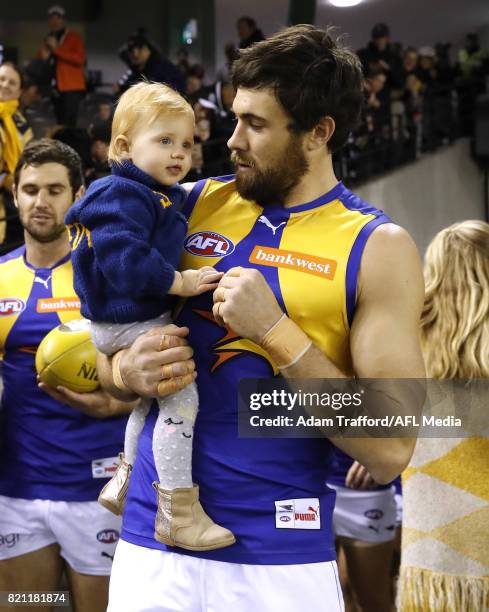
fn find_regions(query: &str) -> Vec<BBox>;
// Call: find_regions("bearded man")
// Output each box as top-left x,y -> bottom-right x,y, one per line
98,25 -> 425,612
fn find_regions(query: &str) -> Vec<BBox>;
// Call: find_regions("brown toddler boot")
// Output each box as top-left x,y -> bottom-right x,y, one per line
98,453 -> 132,515
152,483 -> 236,551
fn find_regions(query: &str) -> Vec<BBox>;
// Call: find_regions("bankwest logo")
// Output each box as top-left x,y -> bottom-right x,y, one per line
37,297 -> 81,313
249,246 -> 337,280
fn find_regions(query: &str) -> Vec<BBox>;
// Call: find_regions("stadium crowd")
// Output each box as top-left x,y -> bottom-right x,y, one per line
1,8 -> 488,253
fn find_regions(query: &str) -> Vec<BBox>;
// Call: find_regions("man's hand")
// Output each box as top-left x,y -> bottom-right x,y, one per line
345,461 -> 379,490
45,35 -> 58,51
117,325 -> 196,398
38,380 -> 138,418
212,267 -> 283,343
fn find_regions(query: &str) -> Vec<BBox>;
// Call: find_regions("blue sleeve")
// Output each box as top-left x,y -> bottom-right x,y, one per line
78,182 -> 176,299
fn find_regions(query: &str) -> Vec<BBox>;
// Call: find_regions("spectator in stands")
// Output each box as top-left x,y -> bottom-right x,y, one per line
39,5 -> 86,127
115,31 -> 185,95
457,33 -> 489,82
0,62 -> 33,244
176,46 -> 191,78
198,80 -> 236,141
398,220 -> 489,612
186,64 -> 206,104
88,100 -> 113,139
416,47 -> 438,91
216,43 -> 238,82
96,101 -> 113,123
50,126 -> 92,176
402,47 -> 419,81
237,17 -> 264,49
19,76 -> 41,115
365,69 -> 391,132
185,135 -> 205,182
85,121 -> 111,185
358,23 -> 403,90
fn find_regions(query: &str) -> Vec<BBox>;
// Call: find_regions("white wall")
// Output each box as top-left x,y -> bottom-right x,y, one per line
356,139 -> 485,255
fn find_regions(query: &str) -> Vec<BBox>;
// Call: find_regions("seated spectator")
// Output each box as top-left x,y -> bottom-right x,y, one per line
365,69 -> 391,131
85,121 -> 110,185
402,47 -> 419,80
0,63 -> 33,188
186,64 -> 206,104
185,135 -> 205,182
19,76 -> 41,114
115,31 -> 185,95
237,17 -> 264,49
176,46 -> 191,78
216,43 -> 238,82
88,100 -> 113,138
358,23 -> 404,90
197,80 -> 236,140
50,125 -> 92,175
96,101 -> 113,123
416,47 -> 438,90
0,62 -> 33,244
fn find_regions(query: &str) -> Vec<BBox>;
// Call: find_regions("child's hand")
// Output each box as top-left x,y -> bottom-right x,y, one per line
178,267 -> 224,297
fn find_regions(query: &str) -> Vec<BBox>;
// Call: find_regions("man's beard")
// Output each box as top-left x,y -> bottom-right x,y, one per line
232,134 -> 309,207
20,214 -> 66,244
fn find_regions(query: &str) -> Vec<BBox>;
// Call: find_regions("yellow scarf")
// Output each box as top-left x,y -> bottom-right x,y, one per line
0,99 -> 22,174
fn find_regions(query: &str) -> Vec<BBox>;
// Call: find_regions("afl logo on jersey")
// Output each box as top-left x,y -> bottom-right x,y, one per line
184,231 -> 235,258
0,298 -> 25,316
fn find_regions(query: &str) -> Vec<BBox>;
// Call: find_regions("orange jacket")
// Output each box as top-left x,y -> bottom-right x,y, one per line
53,30 -> 86,92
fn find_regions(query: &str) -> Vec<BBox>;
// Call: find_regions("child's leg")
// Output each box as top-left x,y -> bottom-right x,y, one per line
153,383 -> 198,489
124,400 -> 151,466
152,382 -> 235,551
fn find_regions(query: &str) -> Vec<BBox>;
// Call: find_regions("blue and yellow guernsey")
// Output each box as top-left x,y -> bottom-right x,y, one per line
0,247 -> 127,501
122,177 -> 392,564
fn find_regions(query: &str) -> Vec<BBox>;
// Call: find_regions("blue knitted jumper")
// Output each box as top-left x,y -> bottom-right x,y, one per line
65,161 -> 188,323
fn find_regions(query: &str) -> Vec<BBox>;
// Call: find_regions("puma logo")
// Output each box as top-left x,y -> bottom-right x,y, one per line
101,552 -> 114,561
34,275 -> 51,290
258,215 -> 286,236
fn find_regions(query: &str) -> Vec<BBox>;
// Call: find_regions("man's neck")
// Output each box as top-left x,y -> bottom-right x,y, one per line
24,233 -> 70,269
283,156 -> 339,208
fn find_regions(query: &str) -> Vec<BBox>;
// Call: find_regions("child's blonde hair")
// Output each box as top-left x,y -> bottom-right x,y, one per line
108,81 -> 194,163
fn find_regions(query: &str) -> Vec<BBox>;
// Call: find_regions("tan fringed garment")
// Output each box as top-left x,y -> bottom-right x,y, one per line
398,437 -> 489,611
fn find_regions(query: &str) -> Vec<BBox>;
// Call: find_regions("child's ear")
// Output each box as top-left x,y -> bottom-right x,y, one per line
114,135 -> 131,159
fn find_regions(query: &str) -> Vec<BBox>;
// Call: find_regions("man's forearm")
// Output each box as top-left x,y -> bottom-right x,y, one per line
96,351 -> 138,401
267,322 -> 416,483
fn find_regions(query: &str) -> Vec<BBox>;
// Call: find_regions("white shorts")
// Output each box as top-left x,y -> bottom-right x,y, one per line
108,539 -> 345,612
394,492 -> 403,527
329,485 -> 397,543
0,495 -> 122,575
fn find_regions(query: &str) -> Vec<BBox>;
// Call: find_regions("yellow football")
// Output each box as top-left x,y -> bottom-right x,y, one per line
35,319 -> 99,393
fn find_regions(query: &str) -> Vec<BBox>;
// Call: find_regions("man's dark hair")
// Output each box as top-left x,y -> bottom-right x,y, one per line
14,138 -> 84,196
231,24 -> 364,153
237,16 -> 256,29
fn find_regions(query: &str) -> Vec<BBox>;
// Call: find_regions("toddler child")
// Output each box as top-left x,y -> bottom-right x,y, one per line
66,82 -> 235,551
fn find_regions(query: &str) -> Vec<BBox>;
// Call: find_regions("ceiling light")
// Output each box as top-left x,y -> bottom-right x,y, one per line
329,0 -> 364,7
